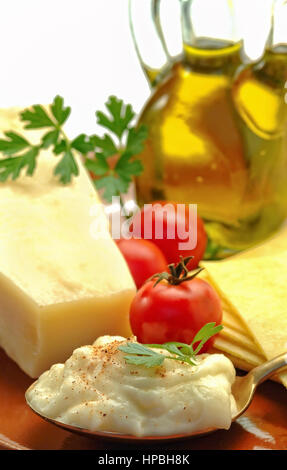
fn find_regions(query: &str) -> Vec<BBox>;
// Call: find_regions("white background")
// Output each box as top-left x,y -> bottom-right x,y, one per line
0,0 -> 275,137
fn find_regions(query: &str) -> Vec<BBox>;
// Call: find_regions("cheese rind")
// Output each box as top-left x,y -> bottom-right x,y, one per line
0,109 -> 136,377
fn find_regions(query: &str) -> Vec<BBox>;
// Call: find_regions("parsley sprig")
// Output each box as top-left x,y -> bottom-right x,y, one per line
0,95 -> 147,201
0,96 -> 90,184
118,323 -> 223,368
87,96 -> 147,202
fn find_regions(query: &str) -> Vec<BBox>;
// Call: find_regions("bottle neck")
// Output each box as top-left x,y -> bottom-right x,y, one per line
268,0 -> 287,52
183,38 -> 243,70
181,0 -> 242,68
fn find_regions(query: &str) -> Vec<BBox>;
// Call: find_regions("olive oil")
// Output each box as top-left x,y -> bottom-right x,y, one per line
233,47 -> 287,140
215,45 -> 287,249
135,40 -> 287,253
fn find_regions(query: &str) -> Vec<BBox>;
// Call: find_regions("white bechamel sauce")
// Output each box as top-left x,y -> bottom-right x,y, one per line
26,336 -> 237,437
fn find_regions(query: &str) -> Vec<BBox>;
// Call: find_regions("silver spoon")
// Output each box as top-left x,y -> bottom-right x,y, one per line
25,352 -> 287,443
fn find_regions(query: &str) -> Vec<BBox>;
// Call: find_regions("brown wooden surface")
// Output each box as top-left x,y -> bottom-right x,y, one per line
0,348 -> 286,451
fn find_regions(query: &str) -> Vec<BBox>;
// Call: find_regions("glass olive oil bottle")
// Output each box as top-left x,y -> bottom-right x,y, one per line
130,0 -> 287,255
223,0 -> 287,250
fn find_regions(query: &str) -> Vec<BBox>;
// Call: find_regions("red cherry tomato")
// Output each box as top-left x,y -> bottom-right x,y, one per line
130,271 -> 222,352
130,201 -> 207,270
116,238 -> 167,289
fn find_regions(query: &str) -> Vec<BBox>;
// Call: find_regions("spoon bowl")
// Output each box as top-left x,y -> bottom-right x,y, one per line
25,352 -> 287,443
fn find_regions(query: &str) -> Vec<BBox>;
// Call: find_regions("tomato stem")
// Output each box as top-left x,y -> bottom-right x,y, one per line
149,256 -> 204,287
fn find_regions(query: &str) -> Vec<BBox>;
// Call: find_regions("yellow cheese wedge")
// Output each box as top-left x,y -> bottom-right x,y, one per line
221,303 -> 250,335
202,270 -> 265,353
210,348 -> 254,371
213,337 -> 265,367
0,109 -> 136,378
203,255 -> 287,387
218,325 -> 260,353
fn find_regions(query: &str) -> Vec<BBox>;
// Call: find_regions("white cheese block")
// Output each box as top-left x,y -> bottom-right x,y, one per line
0,108 -> 136,378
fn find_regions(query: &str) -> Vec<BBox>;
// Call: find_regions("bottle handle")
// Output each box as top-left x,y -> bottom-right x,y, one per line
151,0 -> 171,61
129,0 -> 171,86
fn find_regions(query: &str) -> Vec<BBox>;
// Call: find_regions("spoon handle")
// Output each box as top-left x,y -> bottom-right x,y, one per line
251,352 -> 287,385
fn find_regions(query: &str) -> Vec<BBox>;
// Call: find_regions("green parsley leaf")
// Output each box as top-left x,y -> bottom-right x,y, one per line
0,132 -> 30,156
126,125 -> 148,155
119,342 -> 161,356
151,342 -> 189,357
21,105 -> 54,129
18,147 -> 39,176
146,343 -> 197,366
0,157 -> 22,181
95,175 -> 129,202
71,134 -> 94,154
96,96 -> 135,140
54,139 -> 67,155
0,147 -> 39,181
85,157 -> 109,176
91,134 -> 118,158
54,149 -> 79,184
41,130 -> 60,149
115,152 -> 144,179
118,343 -> 165,368
51,95 -> 71,126
191,322 -> 224,355
119,323 -> 224,369
124,355 -> 165,368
